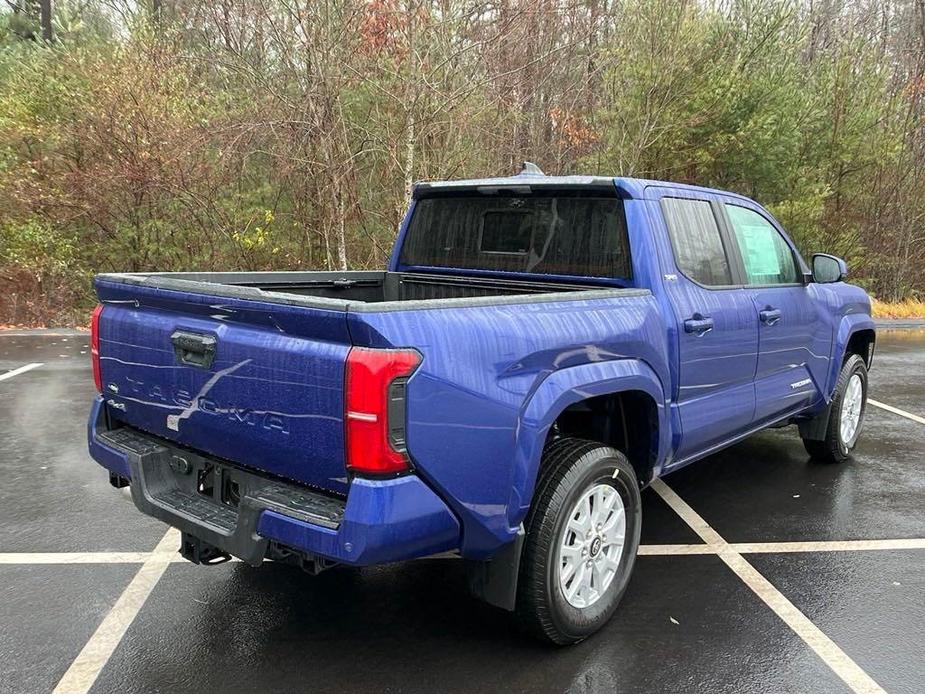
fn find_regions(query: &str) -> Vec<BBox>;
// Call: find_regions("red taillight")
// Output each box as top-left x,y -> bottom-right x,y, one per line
90,304 -> 104,392
345,347 -> 421,476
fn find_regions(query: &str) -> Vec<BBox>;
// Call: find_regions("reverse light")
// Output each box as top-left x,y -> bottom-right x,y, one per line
345,347 -> 421,476
90,304 -> 104,392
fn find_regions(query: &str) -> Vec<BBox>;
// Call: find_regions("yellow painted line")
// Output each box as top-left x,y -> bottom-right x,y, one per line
651,478 -> 885,694
868,398 -> 925,426
52,529 -> 179,694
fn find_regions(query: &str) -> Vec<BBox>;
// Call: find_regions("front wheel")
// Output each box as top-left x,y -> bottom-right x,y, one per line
515,438 -> 641,644
803,354 -> 868,463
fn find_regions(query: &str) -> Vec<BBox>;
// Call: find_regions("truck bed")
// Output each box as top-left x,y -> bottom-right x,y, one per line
97,270 -> 618,310
92,269 -> 646,496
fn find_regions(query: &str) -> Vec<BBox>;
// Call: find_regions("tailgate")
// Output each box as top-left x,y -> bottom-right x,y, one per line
95,277 -> 352,495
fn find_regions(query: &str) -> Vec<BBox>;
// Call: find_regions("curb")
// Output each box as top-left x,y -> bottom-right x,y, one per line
874,320 -> 925,330
0,328 -> 88,336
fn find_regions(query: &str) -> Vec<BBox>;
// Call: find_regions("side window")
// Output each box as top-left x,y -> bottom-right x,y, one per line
662,198 -> 732,286
725,205 -> 799,285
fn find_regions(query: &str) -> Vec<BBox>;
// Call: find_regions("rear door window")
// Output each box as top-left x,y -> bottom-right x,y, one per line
724,205 -> 799,285
399,192 -> 631,279
661,198 -> 733,286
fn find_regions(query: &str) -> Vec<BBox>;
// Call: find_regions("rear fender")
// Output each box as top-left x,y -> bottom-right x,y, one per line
508,358 -> 668,531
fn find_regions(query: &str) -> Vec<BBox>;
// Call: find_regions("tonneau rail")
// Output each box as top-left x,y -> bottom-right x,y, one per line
96,271 -> 650,313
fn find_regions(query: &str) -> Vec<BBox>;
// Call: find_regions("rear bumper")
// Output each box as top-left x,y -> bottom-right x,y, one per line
87,397 -> 460,566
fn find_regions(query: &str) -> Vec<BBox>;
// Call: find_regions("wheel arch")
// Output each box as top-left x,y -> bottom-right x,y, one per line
508,358 -> 669,534
828,315 -> 876,400
845,328 -> 876,369
801,316 -> 874,444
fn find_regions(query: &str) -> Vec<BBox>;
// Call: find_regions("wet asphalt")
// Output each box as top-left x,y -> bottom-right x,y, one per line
0,329 -> 923,693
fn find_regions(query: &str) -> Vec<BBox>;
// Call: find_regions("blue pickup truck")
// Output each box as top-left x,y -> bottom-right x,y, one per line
87,164 -> 875,644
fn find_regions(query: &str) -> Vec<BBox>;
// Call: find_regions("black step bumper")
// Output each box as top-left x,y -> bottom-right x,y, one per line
87,397 -> 461,566
98,426 -> 346,566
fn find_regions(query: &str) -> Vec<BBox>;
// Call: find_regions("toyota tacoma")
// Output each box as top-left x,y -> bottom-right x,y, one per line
87,164 -> 875,643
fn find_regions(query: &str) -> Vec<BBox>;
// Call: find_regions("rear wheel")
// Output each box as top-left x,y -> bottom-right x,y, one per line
803,354 -> 868,463
515,438 -> 641,644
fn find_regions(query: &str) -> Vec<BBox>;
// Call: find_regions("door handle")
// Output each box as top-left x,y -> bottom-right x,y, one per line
759,307 -> 782,326
683,314 -> 714,336
171,330 -> 217,369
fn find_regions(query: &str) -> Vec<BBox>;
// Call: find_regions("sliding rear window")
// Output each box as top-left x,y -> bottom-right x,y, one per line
398,191 -> 631,279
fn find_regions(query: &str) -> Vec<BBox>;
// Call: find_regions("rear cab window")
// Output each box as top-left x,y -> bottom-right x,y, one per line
661,197 -> 733,286
398,191 -> 632,281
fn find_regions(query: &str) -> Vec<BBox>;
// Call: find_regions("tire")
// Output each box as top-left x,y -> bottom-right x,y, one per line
515,437 -> 641,645
803,354 -> 868,463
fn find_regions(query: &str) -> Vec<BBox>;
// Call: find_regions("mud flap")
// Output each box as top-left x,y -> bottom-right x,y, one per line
465,525 -> 524,611
798,401 -> 833,441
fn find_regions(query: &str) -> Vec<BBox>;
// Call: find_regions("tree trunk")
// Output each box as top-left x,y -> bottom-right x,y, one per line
39,0 -> 53,42
336,189 -> 348,271
403,115 -> 415,211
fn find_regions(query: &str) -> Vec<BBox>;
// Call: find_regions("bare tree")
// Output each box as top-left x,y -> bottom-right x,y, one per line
39,0 -> 52,41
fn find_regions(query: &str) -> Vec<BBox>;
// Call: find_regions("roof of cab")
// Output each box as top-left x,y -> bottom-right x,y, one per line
412,169 -> 752,204
412,173 -> 618,195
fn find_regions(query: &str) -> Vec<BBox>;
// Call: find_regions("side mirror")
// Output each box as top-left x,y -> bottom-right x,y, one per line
812,253 -> 848,284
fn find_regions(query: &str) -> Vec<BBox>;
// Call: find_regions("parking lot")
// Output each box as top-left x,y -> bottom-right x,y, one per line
1,328 -> 923,694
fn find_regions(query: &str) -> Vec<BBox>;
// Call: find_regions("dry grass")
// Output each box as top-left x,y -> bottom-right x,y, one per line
872,298 -> 925,319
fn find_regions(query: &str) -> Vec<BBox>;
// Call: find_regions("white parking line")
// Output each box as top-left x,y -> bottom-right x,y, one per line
637,544 -> 714,555
868,398 -> 925,426
639,538 -> 925,555
651,479 -> 886,694
0,362 -> 43,382
730,538 -> 925,554
0,552 -> 152,564
52,529 -> 179,694
3,537 -> 924,565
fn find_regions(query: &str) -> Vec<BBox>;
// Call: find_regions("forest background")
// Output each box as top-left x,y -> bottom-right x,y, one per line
2,0 -> 924,325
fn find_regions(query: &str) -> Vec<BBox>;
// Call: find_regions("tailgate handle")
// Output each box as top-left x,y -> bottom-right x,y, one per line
171,331 -> 217,369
